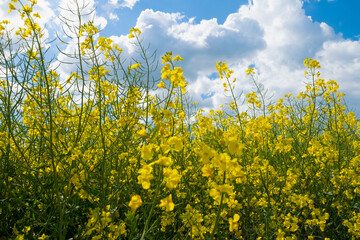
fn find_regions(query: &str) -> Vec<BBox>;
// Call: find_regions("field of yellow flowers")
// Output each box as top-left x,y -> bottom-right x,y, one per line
1,0 -> 360,239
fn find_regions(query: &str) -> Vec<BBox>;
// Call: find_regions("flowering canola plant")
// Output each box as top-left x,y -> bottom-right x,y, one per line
1,0 -> 360,239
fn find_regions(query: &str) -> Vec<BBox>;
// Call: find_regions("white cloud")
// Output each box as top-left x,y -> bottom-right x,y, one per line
0,0 -> 55,45
121,8 -> 266,109
56,0 -> 107,34
111,0 -> 140,9
231,0 -> 359,106
50,0 -> 108,77
134,9 -> 265,76
105,0 -> 360,113
122,0 -> 140,9
109,12 -> 119,20
316,40 -> 360,95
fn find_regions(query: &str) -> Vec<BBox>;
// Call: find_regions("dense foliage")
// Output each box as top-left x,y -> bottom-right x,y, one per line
1,0 -> 360,239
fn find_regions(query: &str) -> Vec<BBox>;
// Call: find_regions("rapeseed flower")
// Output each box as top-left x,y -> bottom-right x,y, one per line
141,144 -> 152,160
159,194 -> 174,211
130,62 -> 141,70
128,27 -> 141,38
245,67 -> 255,75
8,3 -> 16,13
168,136 -> 183,152
154,155 -> 173,166
129,195 -> 143,211
172,54 -> 184,61
228,214 -> 240,232
138,164 -> 153,189
157,81 -> 166,88
163,168 -> 181,189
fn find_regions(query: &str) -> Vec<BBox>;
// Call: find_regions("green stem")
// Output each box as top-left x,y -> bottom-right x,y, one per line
210,171 -> 226,240
140,182 -> 161,240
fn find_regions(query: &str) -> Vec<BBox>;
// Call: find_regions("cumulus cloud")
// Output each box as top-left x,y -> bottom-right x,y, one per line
134,9 -> 265,64
121,0 -> 140,9
105,0 -> 360,113
233,0 -> 358,106
223,0 -> 339,100
316,40 -> 360,103
106,8 -> 265,110
56,0 -> 107,34
0,0 -> 55,44
48,0 -> 108,78
109,0 -> 140,9
109,13 -> 119,20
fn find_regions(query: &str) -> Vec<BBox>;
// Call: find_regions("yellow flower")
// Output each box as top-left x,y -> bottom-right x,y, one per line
38,234 -> 48,240
277,229 -> 286,239
138,164 -> 153,189
228,137 -> 245,156
172,54 -> 184,61
163,167 -> 181,189
157,81 -> 166,89
161,63 -> 171,79
33,13 -> 41,18
141,144 -> 152,160
130,62 -> 141,70
202,165 -> 214,178
24,226 -> 30,233
159,194 -> 174,211
162,109 -> 172,119
209,187 -> 221,204
138,128 -> 147,138
128,27 -> 141,38
167,136 -> 183,152
162,51 -> 172,63
22,4 -> 32,14
8,3 -> 16,13
228,214 -> 240,232
245,67 -> 255,75
303,58 -> 321,69
155,155 -> 173,166
129,195 -> 143,211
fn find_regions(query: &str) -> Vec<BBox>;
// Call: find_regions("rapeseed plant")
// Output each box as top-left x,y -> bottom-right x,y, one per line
1,0 -> 360,239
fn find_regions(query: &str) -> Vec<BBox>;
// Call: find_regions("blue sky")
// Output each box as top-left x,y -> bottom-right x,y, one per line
303,0 -> 360,40
100,0 -> 360,40
101,0 -> 249,36
1,0 -> 360,115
